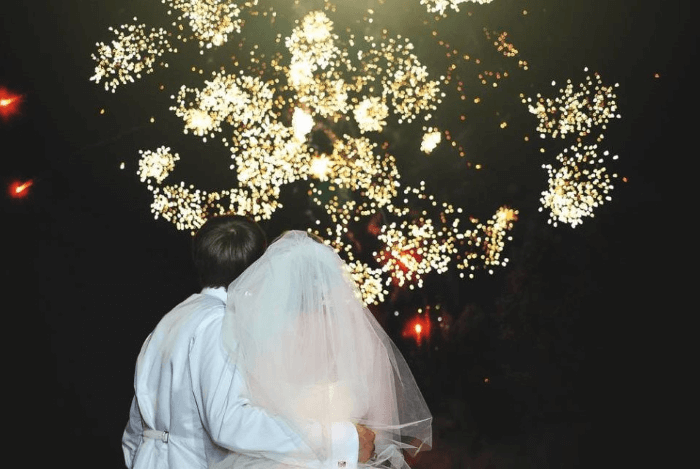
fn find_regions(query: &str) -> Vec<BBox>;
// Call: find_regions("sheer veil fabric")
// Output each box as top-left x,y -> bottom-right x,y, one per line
222,230 -> 432,468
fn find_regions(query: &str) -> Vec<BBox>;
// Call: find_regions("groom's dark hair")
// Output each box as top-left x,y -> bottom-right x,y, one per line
192,214 -> 267,288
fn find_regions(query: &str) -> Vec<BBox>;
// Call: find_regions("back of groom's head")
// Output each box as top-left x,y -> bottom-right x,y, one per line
192,214 -> 267,289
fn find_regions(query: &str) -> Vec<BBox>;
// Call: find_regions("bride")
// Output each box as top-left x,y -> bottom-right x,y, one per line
217,230 -> 432,468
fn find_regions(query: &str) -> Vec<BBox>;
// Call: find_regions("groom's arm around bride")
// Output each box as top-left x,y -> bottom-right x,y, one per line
122,215 -> 374,469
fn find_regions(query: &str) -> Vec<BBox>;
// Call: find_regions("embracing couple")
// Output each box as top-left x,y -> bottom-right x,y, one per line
122,215 -> 432,469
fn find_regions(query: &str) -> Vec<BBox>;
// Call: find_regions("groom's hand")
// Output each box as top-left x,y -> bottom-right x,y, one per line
355,423 -> 375,463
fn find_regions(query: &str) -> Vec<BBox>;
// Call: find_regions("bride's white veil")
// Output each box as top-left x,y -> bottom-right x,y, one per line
222,230 -> 432,468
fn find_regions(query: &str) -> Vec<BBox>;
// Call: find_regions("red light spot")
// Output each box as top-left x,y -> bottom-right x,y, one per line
402,314 -> 431,347
9,180 -> 32,198
0,87 -> 23,121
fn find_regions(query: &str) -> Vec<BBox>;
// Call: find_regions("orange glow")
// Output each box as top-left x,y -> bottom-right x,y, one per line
9,180 -> 33,198
0,87 -> 22,121
402,312 -> 432,346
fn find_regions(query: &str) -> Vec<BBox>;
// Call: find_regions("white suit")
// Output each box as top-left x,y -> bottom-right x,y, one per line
122,287 -> 359,469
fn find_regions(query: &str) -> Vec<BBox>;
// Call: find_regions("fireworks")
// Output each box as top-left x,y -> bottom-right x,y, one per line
354,97 -> 389,133
421,128 -> 442,154
420,0 -> 494,16
137,146 -> 180,184
376,218 -> 452,288
164,0 -> 252,49
90,2 -> 622,305
540,143 -> 616,228
523,68 -> 621,227
525,70 -> 620,140
90,21 -> 175,93
170,70 -> 276,139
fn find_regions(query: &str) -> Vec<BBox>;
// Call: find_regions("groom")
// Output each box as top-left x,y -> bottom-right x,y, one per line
122,214 -> 375,468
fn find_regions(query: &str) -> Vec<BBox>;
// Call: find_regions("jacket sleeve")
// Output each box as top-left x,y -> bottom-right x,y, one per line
189,315 -> 359,468
121,394 -> 144,468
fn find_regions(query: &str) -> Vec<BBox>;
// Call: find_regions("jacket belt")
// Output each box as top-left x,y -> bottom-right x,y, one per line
143,429 -> 169,443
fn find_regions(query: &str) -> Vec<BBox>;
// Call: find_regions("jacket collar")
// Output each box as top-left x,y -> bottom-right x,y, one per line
201,286 -> 227,303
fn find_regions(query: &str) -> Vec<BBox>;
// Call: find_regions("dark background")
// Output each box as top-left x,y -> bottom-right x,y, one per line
1,1 -> 688,467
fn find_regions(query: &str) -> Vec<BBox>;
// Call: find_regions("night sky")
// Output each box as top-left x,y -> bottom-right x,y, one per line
1,1 -> 687,467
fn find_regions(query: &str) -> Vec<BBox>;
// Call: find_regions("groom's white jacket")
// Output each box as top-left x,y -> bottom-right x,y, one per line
122,287 -> 359,469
